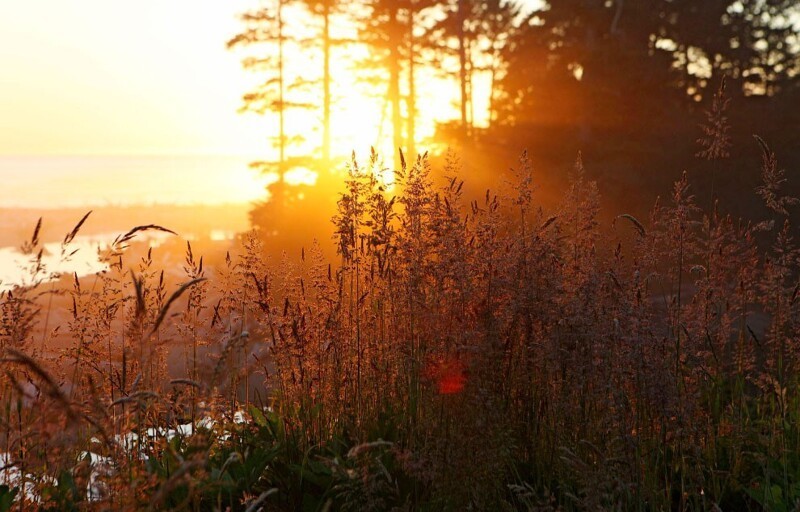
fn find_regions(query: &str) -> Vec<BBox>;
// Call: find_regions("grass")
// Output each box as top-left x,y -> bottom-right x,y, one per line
1,138 -> 800,511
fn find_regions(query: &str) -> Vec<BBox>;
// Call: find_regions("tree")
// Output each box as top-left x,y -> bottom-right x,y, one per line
499,1 -> 680,138
359,0 -> 437,168
406,0 -> 426,158
299,0 -> 344,166
361,0 -> 404,169
659,0 -> 800,97
488,0 -> 800,221
230,1 -> 328,248
471,0 -> 523,128
426,0 -> 523,137
228,1 -> 315,183
427,0 -> 479,134
497,0 -> 800,134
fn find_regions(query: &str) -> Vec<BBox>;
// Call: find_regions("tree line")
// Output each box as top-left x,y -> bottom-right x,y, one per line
228,0 -> 527,174
229,0 -> 800,238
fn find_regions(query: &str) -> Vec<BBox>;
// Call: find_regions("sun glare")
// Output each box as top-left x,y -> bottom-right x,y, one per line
231,5 -> 491,174
227,166 -> 274,203
284,167 -> 318,186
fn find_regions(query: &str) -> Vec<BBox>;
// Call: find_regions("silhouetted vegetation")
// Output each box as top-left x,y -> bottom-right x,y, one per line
230,0 -> 799,251
2,131 -> 800,509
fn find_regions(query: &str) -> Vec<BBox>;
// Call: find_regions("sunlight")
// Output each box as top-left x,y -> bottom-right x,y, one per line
230,6 -> 494,175
284,167 -> 318,186
222,165 -> 275,203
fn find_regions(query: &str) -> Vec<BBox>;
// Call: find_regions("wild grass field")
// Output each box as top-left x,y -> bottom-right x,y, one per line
4,0 -> 800,508
2,119 -> 800,511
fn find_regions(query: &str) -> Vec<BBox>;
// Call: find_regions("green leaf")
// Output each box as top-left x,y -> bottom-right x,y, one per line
250,405 -> 268,427
0,485 -> 18,512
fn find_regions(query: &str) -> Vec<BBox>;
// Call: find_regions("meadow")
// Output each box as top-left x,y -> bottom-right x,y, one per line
1,124 -> 799,511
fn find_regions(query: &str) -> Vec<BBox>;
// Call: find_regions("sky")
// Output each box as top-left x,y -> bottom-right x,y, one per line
0,0 -> 266,156
0,0 -> 543,159
0,0 -> 539,207
0,0 -> 454,206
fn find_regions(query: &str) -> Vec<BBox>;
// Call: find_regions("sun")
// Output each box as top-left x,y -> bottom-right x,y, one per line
218,165 -> 274,204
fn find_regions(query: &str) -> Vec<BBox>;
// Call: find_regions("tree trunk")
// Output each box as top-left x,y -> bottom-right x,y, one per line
467,42 -> 474,133
278,0 -> 286,182
407,2 -> 417,162
488,61 -> 496,129
390,45 -> 402,170
390,6 -> 403,170
323,2 -> 332,164
457,0 -> 468,136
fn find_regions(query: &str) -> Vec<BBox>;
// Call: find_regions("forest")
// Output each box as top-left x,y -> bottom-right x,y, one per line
2,0 -> 800,510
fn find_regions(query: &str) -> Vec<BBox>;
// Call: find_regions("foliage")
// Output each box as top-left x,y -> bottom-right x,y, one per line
2,130 -> 800,510
0,486 -> 16,512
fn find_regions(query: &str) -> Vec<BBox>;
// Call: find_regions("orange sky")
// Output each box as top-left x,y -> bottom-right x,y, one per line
0,0 -> 502,160
0,1 -> 267,157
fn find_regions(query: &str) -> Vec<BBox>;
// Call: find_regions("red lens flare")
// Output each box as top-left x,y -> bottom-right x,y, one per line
424,355 -> 466,395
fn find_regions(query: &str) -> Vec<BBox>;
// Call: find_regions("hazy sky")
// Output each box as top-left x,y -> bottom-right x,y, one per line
0,0 -> 266,156
0,0 -> 541,159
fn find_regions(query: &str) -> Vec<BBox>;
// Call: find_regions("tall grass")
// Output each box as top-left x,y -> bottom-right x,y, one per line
1,137 -> 800,510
